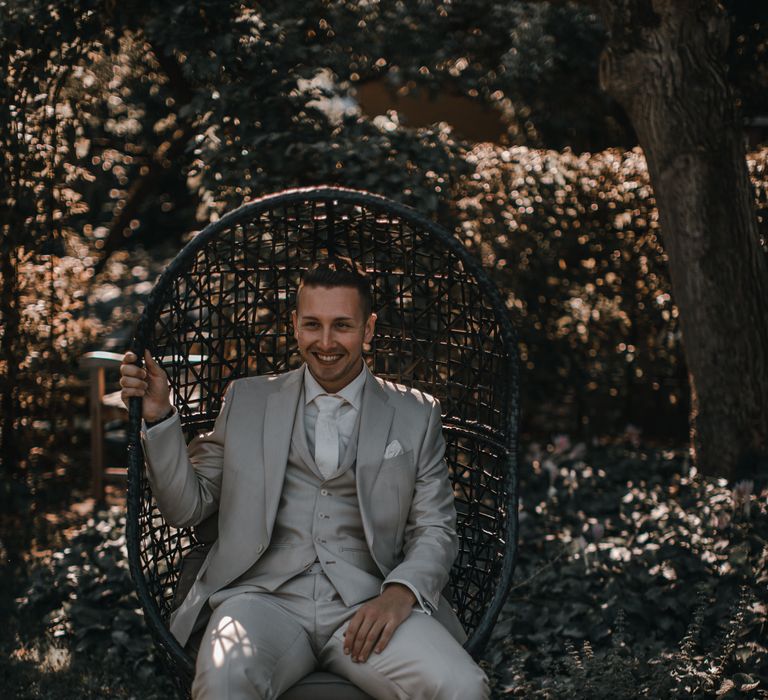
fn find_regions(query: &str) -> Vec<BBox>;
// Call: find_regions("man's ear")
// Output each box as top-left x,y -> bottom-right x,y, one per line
364,312 -> 377,344
291,309 -> 298,339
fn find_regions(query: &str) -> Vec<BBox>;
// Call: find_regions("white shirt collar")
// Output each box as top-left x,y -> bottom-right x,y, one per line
303,361 -> 367,411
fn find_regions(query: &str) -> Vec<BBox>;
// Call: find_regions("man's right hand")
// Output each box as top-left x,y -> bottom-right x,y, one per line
120,349 -> 172,422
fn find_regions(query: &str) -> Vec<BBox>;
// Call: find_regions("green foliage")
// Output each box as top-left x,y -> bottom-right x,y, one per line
724,0 -> 768,126
0,0 -> 111,504
18,508 -> 163,672
463,145 -> 681,439
2,0 -> 767,530
4,508 -> 177,699
528,587 -> 760,699
458,145 -> 768,439
308,0 -> 629,151
485,437 -> 768,698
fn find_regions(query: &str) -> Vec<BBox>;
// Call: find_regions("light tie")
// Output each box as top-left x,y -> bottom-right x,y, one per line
314,394 -> 343,479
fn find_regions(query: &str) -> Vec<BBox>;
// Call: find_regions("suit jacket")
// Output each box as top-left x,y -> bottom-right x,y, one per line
141,363 -> 464,647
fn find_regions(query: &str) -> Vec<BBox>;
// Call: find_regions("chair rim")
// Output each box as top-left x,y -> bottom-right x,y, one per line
126,185 -> 520,679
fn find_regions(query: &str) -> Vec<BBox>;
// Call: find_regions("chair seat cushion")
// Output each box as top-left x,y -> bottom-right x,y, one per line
278,671 -> 373,700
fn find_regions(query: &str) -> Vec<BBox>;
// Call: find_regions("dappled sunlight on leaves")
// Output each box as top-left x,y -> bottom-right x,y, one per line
456,144 -> 768,439
484,439 -> 768,698
14,507 -> 175,693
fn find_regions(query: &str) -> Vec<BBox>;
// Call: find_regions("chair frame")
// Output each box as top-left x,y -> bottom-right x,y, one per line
126,185 -> 520,693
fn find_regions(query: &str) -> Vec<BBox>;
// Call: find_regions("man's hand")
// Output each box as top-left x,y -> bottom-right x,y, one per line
120,350 -> 172,422
343,583 -> 416,663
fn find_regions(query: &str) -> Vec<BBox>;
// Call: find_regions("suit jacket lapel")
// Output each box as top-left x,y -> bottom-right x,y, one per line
262,367 -> 303,535
356,364 -> 394,549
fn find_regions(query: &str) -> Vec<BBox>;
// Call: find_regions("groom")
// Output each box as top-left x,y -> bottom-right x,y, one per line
120,257 -> 489,699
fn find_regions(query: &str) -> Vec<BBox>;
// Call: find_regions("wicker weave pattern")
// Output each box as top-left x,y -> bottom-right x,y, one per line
126,186 -> 520,694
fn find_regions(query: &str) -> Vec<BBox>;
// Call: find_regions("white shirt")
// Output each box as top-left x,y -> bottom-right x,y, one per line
303,362 -> 366,460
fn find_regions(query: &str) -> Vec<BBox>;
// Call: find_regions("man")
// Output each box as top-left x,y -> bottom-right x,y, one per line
120,258 -> 490,699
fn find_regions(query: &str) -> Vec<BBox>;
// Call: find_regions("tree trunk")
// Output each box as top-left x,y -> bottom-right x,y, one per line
0,51 -> 20,480
598,0 -> 768,479
0,238 -> 20,477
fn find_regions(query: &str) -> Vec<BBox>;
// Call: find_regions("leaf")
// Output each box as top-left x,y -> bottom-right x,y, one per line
111,630 -> 130,646
732,673 -> 760,691
716,679 -> 735,696
562,626 -> 586,638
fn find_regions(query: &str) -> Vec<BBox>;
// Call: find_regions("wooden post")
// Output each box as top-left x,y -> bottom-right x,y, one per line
79,351 -> 125,502
90,365 -> 105,502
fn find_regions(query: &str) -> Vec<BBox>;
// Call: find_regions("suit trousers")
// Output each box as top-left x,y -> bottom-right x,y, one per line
192,568 -> 490,700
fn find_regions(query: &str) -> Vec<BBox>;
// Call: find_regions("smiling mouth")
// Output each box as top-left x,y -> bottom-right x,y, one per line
314,352 -> 343,364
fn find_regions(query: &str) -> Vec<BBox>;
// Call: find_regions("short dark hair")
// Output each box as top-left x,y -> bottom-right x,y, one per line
297,256 -> 373,318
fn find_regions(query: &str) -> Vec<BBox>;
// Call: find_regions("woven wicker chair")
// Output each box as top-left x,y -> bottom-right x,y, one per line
126,186 -> 520,699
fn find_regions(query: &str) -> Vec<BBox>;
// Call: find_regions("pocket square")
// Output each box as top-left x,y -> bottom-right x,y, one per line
384,439 -> 404,459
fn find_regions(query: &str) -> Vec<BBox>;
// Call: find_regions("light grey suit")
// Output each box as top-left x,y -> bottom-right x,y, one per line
140,363 -> 488,699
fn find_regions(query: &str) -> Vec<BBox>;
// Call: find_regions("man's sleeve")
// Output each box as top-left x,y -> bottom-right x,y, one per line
140,381 -> 237,528
380,578 -> 434,614
380,397 -> 458,611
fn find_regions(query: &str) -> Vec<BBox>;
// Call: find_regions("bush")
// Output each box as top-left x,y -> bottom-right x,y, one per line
483,436 -> 767,698
456,145 -> 768,442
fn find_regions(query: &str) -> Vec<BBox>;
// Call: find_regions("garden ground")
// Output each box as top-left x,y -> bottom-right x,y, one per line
1,435 -> 765,699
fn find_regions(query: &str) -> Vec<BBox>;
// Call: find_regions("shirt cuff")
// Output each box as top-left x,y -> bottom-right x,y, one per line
141,408 -> 178,437
381,579 -> 433,615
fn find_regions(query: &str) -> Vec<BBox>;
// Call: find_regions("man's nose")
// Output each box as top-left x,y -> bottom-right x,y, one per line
318,326 -> 335,349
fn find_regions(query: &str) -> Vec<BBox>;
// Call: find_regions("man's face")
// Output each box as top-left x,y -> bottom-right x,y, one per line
292,284 -> 376,393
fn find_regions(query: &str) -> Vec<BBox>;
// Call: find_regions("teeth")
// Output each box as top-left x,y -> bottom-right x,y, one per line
317,353 -> 341,361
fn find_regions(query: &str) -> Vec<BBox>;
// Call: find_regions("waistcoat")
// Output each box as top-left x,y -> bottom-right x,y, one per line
229,391 -> 383,606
